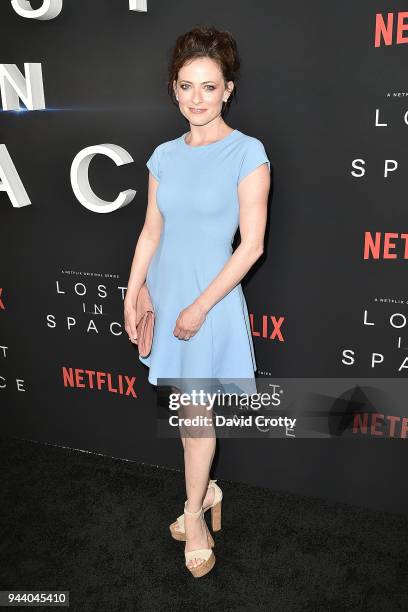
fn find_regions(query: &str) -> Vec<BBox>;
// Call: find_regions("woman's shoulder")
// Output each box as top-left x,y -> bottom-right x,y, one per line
235,130 -> 267,148
235,131 -> 270,181
149,134 -> 182,155
145,135 -> 183,180
234,131 -> 269,164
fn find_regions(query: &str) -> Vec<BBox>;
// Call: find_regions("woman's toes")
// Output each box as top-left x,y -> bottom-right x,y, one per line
187,556 -> 200,569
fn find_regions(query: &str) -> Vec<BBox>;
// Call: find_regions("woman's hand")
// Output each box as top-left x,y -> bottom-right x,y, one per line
173,302 -> 207,341
124,300 -> 138,344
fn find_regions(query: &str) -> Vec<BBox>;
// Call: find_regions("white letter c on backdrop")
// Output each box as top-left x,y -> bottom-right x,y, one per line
70,144 -> 136,213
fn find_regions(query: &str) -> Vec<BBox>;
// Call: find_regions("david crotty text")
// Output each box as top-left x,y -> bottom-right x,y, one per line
169,415 -> 296,429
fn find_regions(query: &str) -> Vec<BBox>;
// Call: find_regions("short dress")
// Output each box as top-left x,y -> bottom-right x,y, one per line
139,129 -> 270,394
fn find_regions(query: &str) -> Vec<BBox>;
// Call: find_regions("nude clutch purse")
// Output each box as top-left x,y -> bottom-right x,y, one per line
135,282 -> 155,358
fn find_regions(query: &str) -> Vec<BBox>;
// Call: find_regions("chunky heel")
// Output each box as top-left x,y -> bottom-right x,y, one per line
211,500 -> 222,532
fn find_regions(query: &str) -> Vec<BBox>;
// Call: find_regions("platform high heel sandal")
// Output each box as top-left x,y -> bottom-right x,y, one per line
184,502 -> 216,578
169,479 -> 223,542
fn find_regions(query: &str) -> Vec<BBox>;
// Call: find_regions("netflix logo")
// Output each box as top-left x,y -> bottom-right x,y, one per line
353,412 -> 408,438
364,232 -> 408,259
62,366 -> 138,398
375,12 -> 408,47
250,314 -> 285,342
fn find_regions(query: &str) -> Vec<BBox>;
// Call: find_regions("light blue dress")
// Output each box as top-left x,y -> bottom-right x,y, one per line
139,129 -> 270,393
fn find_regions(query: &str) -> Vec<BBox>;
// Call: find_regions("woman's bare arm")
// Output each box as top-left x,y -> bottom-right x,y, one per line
173,163 -> 270,340
125,172 -> 163,307
193,163 -> 270,314
124,172 -> 162,342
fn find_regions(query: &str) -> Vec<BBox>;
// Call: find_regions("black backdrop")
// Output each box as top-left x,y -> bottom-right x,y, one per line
1,0 -> 407,516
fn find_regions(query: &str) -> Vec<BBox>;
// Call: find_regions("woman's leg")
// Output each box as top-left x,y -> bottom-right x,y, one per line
174,427 -> 215,536
180,400 -> 216,569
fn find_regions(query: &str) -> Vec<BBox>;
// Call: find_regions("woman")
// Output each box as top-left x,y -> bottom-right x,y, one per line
124,26 -> 270,577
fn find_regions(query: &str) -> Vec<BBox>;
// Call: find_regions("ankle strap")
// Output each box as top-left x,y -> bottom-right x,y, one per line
184,500 -> 203,517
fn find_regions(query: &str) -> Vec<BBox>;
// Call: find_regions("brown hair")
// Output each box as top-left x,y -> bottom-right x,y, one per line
167,25 -> 241,116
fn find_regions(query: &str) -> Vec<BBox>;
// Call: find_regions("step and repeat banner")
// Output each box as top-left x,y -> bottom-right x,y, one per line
1,0 -> 407,515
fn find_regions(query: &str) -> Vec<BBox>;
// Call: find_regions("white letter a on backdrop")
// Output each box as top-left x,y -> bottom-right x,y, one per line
0,145 -> 31,208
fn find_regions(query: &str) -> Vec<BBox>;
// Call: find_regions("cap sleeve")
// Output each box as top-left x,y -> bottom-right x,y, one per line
146,145 -> 161,181
238,137 -> 270,185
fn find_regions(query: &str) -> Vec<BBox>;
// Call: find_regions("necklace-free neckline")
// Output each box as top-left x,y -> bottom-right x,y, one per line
181,129 -> 240,149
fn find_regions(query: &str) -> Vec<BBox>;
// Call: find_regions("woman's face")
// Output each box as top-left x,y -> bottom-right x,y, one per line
173,57 -> 233,125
